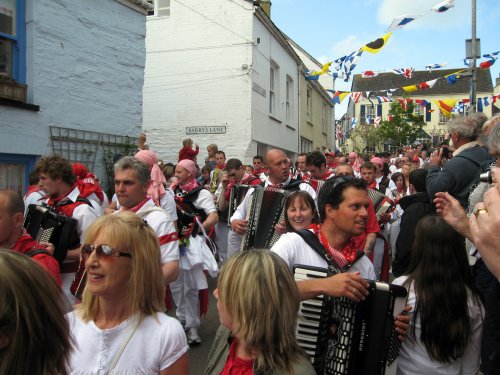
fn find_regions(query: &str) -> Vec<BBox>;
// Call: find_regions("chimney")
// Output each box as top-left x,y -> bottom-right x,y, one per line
258,0 -> 271,18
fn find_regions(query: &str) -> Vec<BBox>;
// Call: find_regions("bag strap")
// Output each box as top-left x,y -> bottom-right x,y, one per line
106,317 -> 142,374
25,248 -> 52,258
295,229 -> 343,274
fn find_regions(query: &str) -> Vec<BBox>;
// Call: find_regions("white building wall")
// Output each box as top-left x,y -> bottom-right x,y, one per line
143,0 -> 254,164
0,0 -> 146,182
251,16 -> 300,158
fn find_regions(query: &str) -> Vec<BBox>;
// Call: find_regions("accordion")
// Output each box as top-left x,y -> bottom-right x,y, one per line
227,184 -> 252,228
294,265 -> 407,375
240,186 -> 288,251
367,189 -> 394,224
23,204 -> 78,264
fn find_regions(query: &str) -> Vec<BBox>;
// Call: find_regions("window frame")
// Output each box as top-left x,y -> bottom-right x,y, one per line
269,60 -> 279,116
285,75 -> 293,124
0,0 -> 26,83
306,86 -> 312,123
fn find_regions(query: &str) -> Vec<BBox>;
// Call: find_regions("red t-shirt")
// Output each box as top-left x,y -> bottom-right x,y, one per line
220,339 -> 253,375
12,233 -> 62,286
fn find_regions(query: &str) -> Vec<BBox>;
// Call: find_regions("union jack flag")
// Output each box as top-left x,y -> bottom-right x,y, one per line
391,67 -> 414,79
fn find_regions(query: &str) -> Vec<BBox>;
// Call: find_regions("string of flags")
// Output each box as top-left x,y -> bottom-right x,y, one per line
305,0 -> 459,83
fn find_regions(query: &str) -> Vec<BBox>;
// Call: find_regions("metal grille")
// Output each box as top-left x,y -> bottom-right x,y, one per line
49,126 -> 100,170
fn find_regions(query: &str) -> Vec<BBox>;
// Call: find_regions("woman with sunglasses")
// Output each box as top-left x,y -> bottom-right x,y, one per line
68,212 -> 189,374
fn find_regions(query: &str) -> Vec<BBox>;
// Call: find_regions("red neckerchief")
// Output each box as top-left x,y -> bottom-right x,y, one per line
310,224 -> 355,267
322,170 -> 334,181
122,197 -> 150,213
24,185 -> 40,198
47,184 -> 77,206
367,181 -> 377,190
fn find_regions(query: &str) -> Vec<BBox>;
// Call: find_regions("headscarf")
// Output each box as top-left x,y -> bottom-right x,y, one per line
171,159 -> 199,192
348,152 -> 360,173
135,150 -> 166,205
72,163 -> 104,203
370,157 -> 384,170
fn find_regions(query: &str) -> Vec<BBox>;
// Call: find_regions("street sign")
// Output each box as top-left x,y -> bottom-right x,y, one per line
186,126 -> 226,135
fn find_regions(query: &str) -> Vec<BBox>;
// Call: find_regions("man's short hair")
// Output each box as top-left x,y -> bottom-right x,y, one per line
447,117 -> 479,140
35,154 -> 75,185
335,163 -> 354,176
360,162 -> 377,172
28,170 -> 39,186
317,177 -> 367,223
215,151 -> 226,158
0,189 -> 25,215
306,151 -> 326,168
224,158 -> 243,171
114,156 -> 151,185
409,169 -> 428,193
253,155 -> 263,162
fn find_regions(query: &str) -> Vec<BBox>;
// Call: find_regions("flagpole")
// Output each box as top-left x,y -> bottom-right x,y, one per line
332,76 -> 336,150
470,0 -> 477,113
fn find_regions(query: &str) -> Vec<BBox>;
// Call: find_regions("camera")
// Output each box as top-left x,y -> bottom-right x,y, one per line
440,146 -> 449,159
480,170 -> 494,184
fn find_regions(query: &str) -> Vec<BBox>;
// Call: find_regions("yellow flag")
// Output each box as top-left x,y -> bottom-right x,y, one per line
434,99 -> 457,118
360,32 -> 392,54
402,85 -> 418,93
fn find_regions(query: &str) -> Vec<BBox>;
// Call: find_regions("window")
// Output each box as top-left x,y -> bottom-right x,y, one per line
413,103 -> 424,119
438,111 -> 448,124
306,87 -> 312,123
321,102 -> 328,133
0,153 -> 36,195
147,0 -> 170,16
269,61 -> 279,116
285,75 -> 293,123
0,0 -> 25,83
361,104 -> 376,124
300,137 -> 313,153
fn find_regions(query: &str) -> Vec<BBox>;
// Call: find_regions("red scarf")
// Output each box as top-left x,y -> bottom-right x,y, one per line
367,181 -> 377,190
122,197 -> 150,213
76,176 -> 105,203
310,224 -> 358,266
47,184 -> 89,217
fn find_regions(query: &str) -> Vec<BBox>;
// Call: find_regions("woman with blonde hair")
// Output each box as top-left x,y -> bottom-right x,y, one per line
68,212 -> 188,374
0,249 -> 72,375
205,250 -> 315,375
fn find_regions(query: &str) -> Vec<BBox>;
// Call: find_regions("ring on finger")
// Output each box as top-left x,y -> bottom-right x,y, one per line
473,207 -> 488,217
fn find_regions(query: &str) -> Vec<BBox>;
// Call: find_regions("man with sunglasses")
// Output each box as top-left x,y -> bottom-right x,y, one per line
113,156 -> 179,286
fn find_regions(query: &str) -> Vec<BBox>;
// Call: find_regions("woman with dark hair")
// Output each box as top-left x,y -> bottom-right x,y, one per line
393,215 -> 484,374
284,191 -> 320,232
390,172 -> 407,203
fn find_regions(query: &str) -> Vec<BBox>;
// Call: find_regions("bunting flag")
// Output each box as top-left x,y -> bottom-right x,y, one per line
342,50 -> 363,81
388,115 -> 394,122
351,117 -> 358,128
362,70 -> 379,78
483,51 -> 499,60
477,98 -> 483,112
419,79 -> 437,90
305,70 -> 320,81
332,71 -> 347,80
376,96 -> 391,103
464,58 -> 473,68
402,85 -> 418,93
351,92 -> 364,103
415,99 -> 429,107
432,0 -> 455,13
329,91 -> 350,104
425,63 -> 447,71
336,125 -> 344,140
386,15 -> 422,32
397,98 -> 413,110
308,62 -> 332,77
446,74 -> 458,84
374,117 -> 382,127
360,32 -> 392,54
480,60 -> 496,69
435,99 -> 457,118
483,97 -> 490,107
391,67 -> 414,78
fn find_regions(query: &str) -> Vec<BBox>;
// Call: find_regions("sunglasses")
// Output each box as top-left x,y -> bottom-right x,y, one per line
81,244 -> 132,260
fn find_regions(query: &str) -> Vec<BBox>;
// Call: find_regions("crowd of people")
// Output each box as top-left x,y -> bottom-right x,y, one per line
1,113 -> 499,374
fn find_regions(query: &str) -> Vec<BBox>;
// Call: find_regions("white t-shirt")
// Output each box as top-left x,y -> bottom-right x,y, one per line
392,276 -> 484,375
68,312 -> 188,374
271,231 -> 376,280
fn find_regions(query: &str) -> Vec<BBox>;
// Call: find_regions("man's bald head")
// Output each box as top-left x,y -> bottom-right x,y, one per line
265,149 -> 290,184
0,190 -> 25,216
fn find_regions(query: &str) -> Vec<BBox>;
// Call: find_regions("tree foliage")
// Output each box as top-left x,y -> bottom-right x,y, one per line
376,100 -> 424,147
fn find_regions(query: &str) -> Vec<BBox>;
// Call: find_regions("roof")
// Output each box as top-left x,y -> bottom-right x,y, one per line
351,68 -> 493,96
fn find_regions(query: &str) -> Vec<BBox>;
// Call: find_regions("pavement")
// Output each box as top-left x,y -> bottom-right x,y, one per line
168,277 -> 220,375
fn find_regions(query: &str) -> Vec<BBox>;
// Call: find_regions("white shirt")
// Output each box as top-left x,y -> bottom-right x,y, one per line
68,312 -> 188,374
392,276 -> 484,375
230,177 -> 317,223
159,188 -> 178,221
271,231 -> 376,280
23,189 -> 45,216
118,199 -> 179,264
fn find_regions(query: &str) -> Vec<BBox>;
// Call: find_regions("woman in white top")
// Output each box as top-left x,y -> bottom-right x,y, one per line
68,212 -> 188,375
393,215 -> 484,375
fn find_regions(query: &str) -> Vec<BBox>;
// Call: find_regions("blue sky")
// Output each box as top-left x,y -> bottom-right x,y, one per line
271,0 -> 500,117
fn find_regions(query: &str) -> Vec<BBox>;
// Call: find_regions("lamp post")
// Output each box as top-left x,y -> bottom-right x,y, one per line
467,0 -> 478,113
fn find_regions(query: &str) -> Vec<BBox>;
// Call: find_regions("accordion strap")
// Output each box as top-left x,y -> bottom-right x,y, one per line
25,248 -> 52,258
296,230 -> 343,274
